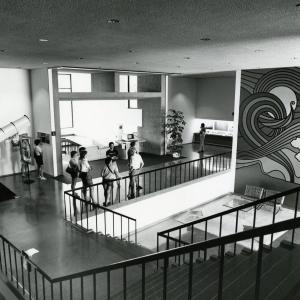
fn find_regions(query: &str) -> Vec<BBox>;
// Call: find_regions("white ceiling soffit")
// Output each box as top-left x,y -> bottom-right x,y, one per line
0,0 -> 300,74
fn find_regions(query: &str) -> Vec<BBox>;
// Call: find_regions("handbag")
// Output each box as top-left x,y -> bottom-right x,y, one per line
66,165 -> 73,175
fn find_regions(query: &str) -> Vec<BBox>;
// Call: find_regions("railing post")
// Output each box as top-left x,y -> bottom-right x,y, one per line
163,257 -> 168,300
187,251 -> 194,300
255,235 -> 264,300
291,191 -> 299,245
218,244 -> 225,300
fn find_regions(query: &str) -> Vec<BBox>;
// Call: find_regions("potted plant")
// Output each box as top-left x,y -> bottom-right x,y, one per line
164,109 -> 186,157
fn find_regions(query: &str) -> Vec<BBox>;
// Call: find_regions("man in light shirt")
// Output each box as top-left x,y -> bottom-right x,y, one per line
128,152 -> 144,199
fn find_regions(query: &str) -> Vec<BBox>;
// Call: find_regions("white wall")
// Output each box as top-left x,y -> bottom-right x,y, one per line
31,69 -> 54,175
196,76 -> 236,121
168,77 -> 198,144
115,170 -> 235,231
0,69 -> 32,176
71,100 -> 142,146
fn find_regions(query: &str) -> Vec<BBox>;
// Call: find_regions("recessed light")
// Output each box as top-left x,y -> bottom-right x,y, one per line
128,50 -> 134,53
79,57 -> 85,60
184,57 -> 191,60
135,62 -> 140,65
43,62 -> 48,65
296,3 -> 300,7
176,65 -> 181,68
39,38 -> 48,42
200,38 -> 211,41
254,49 -> 264,52
107,18 -> 120,24
0,49 -> 7,53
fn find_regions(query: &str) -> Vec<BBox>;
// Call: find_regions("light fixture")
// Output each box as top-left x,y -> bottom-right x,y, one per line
200,38 -> 211,41
184,57 -> 191,60
296,3 -> 300,7
176,65 -> 181,68
43,62 -> 48,65
135,62 -> 140,65
107,18 -> 120,24
128,50 -> 134,53
0,49 -> 7,53
254,49 -> 264,52
79,57 -> 85,60
39,38 -> 48,42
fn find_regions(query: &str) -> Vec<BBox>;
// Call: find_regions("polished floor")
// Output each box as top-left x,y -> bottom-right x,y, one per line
0,143 -> 228,279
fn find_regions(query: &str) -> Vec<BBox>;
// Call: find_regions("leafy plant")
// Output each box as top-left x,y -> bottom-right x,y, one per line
164,109 -> 186,154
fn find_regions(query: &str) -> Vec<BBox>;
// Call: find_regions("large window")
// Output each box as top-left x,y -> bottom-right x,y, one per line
119,74 -> 138,108
58,72 -> 92,93
59,101 -> 74,129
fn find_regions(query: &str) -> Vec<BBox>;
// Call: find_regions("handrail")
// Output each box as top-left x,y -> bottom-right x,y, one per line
64,191 -> 137,221
0,234 -> 52,282
52,216 -> 300,282
157,186 -> 300,236
65,151 -> 232,193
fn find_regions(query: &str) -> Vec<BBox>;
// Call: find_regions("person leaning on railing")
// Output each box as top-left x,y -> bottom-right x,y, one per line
128,152 -> 144,200
78,150 -> 95,203
101,157 -> 121,206
66,150 -> 79,194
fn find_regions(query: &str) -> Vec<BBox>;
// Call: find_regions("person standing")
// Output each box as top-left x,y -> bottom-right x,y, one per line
33,139 -> 46,180
106,142 -> 119,160
128,152 -> 144,199
199,123 -> 207,152
20,139 -> 31,177
67,151 -> 79,193
127,141 -> 137,162
78,150 -> 95,203
101,157 -> 121,206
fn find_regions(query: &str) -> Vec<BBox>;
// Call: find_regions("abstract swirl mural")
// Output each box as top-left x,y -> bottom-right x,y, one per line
237,67 -> 300,183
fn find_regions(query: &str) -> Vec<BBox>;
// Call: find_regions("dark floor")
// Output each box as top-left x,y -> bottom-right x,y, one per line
0,143 -> 227,279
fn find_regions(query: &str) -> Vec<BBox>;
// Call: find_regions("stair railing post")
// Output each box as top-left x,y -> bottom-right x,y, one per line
291,191 -> 299,245
218,244 -> 225,300
255,235 -> 264,300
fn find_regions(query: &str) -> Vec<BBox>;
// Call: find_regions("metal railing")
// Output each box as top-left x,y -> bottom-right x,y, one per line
2,214 -> 300,299
65,151 -> 232,207
61,138 -> 80,155
157,186 -> 300,257
64,191 -> 137,243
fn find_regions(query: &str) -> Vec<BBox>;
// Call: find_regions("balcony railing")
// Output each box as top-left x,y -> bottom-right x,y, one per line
1,207 -> 300,299
64,151 -> 232,207
157,187 -> 300,256
63,193 -> 137,243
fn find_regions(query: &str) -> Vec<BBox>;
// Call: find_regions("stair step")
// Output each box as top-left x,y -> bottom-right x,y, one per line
233,246 -> 296,300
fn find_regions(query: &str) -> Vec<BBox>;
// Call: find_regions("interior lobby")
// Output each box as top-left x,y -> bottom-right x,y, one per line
1,1 -> 300,299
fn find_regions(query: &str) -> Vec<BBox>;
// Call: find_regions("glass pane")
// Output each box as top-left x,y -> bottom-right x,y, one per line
129,75 -> 137,92
129,99 -> 138,109
58,74 -> 71,89
60,101 -> 73,129
71,73 -> 92,92
119,74 -> 129,92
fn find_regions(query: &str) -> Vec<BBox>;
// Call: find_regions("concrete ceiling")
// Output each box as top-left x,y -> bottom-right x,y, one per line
0,0 -> 300,74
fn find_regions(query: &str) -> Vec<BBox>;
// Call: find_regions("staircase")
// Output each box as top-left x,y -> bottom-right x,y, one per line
111,242 -> 300,300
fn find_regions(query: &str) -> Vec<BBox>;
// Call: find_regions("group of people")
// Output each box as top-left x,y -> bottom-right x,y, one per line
66,141 -> 144,206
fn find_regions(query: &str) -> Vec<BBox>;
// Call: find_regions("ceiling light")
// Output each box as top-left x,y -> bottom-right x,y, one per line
43,62 -> 48,65
107,18 -> 120,24
296,3 -> 300,7
184,57 -> 191,60
200,38 -> 211,41
0,49 -> 7,53
128,50 -> 134,53
176,65 -> 181,68
254,49 -> 264,52
79,57 -> 85,60
39,38 -> 48,42
135,62 -> 140,65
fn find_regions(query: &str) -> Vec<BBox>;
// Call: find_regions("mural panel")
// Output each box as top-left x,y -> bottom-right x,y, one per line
237,67 -> 300,183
